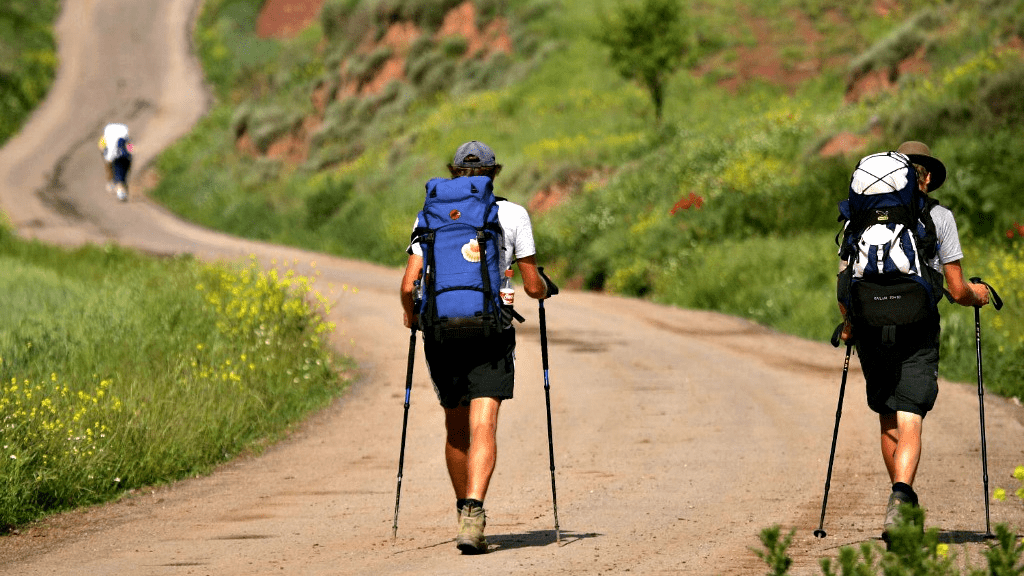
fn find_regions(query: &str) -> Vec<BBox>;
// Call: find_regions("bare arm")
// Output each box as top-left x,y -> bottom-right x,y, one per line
943,260 -> 989,307
516,255 -> 548,299
400,254 -> 423,328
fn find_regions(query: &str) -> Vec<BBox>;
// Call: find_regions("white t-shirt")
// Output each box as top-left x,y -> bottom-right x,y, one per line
102,123 -> 130,162
408,199 -> 537,271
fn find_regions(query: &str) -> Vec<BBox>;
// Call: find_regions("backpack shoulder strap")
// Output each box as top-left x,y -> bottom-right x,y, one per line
916,195 -> 940,260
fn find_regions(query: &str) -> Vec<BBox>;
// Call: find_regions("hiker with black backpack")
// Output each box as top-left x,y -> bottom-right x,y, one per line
399,141 -> 553,554
836,141 -> 991,543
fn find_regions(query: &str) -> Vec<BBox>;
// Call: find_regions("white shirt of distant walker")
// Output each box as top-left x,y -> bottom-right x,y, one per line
102,123 -> 130,162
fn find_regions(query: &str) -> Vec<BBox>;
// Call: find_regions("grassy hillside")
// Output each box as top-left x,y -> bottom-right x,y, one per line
150,0 -> 1024,396
0,0 -> 61,142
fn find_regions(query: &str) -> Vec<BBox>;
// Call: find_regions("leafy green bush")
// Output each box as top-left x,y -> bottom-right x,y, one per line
196,0 -> 278,101
305,176 -> 355,228
593,0 -> 693,121
846,9 -> 941,88
345,46 -> 393,86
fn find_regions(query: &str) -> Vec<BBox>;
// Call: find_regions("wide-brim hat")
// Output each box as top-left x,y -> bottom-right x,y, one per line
897,141 -> 946,191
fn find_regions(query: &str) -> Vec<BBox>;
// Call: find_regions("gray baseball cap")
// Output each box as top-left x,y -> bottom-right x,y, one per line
452,140 -> 496,167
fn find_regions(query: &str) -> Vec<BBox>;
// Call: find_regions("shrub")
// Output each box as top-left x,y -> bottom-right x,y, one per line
846,8 -> 943,88
440,34 -> 469,58
755,486 -> 1024,575
305,177 -> 354,229
979,64 -> 1024,125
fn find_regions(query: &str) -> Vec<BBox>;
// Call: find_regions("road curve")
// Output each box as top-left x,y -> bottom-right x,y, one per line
0,1 -> 1021,574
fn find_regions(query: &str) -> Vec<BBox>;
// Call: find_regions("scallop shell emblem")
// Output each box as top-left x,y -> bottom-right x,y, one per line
461,239 -> 481,262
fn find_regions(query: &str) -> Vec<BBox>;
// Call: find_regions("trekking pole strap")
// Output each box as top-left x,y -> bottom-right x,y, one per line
830,322 -> 844,348
969,277 -> 1003,310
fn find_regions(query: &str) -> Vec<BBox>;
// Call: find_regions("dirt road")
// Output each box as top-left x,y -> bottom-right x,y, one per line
0,1 -> 1020,574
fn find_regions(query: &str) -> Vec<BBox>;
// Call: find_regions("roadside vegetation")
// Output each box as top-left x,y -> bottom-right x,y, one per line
0,230 -> 347,530
755,467 -> 1024,574
0,2 -> 348,531
0,0 -> 61,143
150,0 -> 1024,400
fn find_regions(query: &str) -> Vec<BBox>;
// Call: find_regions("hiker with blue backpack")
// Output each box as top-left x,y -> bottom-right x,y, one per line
836,141 -> 990,543
399,141 -> 554,554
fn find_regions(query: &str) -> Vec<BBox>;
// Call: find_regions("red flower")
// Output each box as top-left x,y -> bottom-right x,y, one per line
670,192 -> 705,215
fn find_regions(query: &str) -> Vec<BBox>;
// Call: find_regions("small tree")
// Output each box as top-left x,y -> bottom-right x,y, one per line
594,0 -> 691,122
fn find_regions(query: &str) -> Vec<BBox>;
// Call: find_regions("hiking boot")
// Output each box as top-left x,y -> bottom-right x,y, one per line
883,491 -> 909,531
115,184 -> 128,202
456,503 -> 487,554
881,490 -> 920,545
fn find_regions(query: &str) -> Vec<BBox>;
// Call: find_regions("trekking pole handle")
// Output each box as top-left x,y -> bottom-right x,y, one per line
830,322 -> 854,348
969,278 -> 1003,311
538,267 -> 559,297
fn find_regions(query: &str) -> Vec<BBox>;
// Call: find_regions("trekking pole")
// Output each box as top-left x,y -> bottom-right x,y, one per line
969,277 -> 1003,539
537,267 -> 561,543
392,326 -> 418,542
814,323 -> 853,538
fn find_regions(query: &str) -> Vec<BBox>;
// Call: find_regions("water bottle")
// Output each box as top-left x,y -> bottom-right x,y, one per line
500,269 -> 515,306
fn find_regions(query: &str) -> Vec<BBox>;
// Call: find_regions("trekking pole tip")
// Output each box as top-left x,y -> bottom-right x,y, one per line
813,529 -> 827,538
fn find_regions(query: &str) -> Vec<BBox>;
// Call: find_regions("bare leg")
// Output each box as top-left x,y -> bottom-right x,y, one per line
465,397 -> 500,501
444,404 -> 470,499
880,413 -> 898,483
879,411 -> 923,486
443,397 -> 501,501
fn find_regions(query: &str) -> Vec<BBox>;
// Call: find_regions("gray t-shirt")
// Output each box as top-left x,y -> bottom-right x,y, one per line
928,203 -> 964,273
838,202 -> 964,280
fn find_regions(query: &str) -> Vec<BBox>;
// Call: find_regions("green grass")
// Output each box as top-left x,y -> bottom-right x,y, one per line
0,0 -> 61,143
0,230 -> 348,531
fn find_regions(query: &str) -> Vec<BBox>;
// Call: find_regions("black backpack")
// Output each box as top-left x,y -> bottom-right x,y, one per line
836,152 -> 946,343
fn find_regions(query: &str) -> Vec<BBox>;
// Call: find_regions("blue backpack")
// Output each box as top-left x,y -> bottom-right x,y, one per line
413,176 -> 506,340
115,137 -> 131,159
836,152 -> 945,341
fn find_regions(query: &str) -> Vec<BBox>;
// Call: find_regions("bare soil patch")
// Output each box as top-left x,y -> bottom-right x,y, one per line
256,0 -> 324,39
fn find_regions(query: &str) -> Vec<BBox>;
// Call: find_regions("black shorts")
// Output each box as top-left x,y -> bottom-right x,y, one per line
855,318 -> 940,417
423,328 -> 516,409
